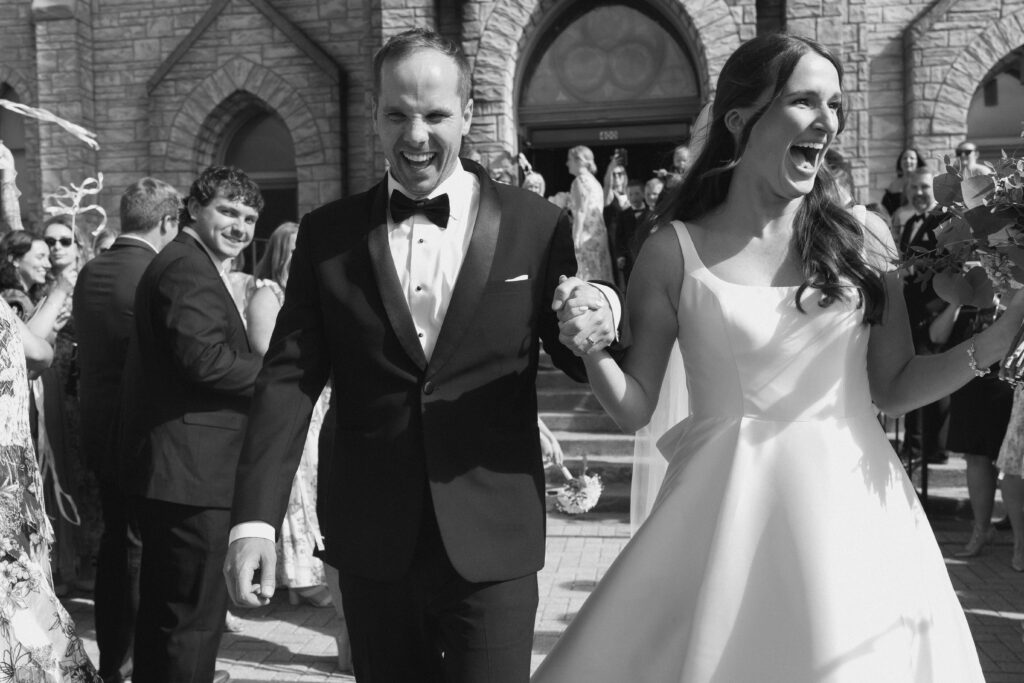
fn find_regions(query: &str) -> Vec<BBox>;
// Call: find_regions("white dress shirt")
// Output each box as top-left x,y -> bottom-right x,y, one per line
230,160 -> 619,544
388,162 -> 479,360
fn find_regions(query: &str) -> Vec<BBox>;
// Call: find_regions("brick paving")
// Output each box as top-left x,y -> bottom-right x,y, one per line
64,499 -> 1024,682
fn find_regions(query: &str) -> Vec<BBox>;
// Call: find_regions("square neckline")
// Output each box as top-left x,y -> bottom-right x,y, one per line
673,221 -> 803,291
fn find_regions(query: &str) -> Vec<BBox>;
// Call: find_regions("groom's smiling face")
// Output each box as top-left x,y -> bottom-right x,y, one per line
373,48 -> 473,198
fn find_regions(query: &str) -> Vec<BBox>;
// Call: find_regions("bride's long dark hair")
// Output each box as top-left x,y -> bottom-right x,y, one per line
653,33 -> 886,324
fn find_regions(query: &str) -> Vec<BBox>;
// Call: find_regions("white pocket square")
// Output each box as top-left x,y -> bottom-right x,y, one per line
505,274 -> 529,282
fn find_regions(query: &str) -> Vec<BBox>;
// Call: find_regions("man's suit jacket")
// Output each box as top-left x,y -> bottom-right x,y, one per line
899,211 -> 948,349
123,231 -> 261,508
74,236 -> 157,485
233,161 -> 593,583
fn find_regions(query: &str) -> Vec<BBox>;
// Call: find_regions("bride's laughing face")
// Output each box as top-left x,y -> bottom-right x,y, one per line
734,53 -> 842,201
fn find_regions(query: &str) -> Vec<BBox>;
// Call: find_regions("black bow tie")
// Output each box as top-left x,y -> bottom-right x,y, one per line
389,191 -> 450,228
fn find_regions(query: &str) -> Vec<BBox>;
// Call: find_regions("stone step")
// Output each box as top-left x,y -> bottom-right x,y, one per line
540,410 -> 621,432
536,369 -> 590,392
537,390 -> 604,412
551,431 -> 635,458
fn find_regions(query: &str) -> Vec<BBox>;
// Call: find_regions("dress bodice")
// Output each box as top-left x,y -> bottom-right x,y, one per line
673,222 -> 874,422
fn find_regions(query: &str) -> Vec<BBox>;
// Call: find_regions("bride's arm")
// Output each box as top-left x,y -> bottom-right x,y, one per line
864,206 -> 1024,414
577,227 -> 683,433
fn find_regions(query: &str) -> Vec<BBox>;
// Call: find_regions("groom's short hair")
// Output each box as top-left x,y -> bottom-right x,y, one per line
372,28 -> 472,104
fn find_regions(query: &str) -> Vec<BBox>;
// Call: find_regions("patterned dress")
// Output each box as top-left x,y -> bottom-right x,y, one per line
0,298 -> 100,681
569,172 -> 614,281
251,280 -> 330,590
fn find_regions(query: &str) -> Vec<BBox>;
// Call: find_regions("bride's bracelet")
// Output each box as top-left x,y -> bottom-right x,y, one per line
966,337 -> 990,378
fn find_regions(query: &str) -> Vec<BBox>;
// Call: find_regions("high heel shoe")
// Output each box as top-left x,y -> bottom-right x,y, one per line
288,585 -> 333,607
955,526 -> 996,558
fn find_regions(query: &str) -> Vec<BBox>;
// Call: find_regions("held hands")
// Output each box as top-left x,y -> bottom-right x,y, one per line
551,275 -> 615,356
223,537 -> 277,608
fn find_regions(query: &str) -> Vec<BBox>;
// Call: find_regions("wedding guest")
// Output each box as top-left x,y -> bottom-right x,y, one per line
929,295 -> 1012,558
655,143 -> 691,188
74,177 -> 181,683
567,145 -> 614,281
537,32 -> 1016,681
614,179 -> 650,284
43,216 -> 104,596
522,171 -> 546,197
898,167 -> 951,466
602,154 -> 629,210
123,166 -> 263,683
0,231 -> 51,320
998,389 -> 1024,571
0,296 -> 101,682
225,28 -> 621,682
954,140 -> 993,178
881,147 -> 926,234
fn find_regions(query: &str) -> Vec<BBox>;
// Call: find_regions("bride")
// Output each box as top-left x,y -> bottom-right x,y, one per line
538,33 -> 1023,682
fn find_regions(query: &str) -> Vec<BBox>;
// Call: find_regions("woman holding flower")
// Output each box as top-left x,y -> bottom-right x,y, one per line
535,33 -> 1024,682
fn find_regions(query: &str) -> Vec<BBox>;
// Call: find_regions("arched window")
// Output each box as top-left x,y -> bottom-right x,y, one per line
517,2 -> 701,194
967,47 -> 1024,165
219,108 -> 297,270
0,83 -> 28,230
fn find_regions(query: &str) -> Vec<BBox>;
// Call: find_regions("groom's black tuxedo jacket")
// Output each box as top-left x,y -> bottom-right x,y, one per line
233,162 -> 598,583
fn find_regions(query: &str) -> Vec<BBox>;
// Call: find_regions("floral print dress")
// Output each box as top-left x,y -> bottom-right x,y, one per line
0,299 -> 100,682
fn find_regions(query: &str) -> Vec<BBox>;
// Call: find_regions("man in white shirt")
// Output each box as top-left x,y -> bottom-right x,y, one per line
224,28 -> 622,683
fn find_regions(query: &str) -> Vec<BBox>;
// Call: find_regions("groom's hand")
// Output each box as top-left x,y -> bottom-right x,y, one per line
224,537 -> 277,607
552,276 -> 615,355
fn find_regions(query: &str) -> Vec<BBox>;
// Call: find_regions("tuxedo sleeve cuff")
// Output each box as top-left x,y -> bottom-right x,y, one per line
229,521 -> 276,544
590,283 -> 622,342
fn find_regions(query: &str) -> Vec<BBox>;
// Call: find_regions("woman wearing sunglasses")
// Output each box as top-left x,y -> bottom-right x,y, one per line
39,216 -> 102,598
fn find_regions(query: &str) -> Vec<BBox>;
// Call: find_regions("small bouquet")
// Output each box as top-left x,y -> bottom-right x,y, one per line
902,144 -> 1024,384
553,461 -> 603,515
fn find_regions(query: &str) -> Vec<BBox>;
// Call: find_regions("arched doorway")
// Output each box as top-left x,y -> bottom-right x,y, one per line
0,83 -> 28,231
966,46 -> 1024,166
517,2 -> 702,192
219,107 -> 297,271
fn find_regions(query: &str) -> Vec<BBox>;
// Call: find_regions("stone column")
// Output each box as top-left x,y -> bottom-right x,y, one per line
32,0 -> 98,229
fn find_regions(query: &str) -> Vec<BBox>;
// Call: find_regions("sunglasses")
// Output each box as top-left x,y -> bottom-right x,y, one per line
44,237 -> 75,248
956,149 -> 976,157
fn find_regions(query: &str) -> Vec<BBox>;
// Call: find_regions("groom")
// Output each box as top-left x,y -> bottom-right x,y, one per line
224,28 -> 622,682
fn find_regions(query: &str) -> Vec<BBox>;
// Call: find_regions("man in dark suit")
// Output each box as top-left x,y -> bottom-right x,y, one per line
74,177 -> 181,683
124,166 -> 263,683
224,29 -> 622,683
899,167 -> 951,465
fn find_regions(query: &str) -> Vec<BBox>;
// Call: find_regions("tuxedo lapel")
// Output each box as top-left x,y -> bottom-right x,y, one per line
366,179 -> 428,370
427,164 -> 501,374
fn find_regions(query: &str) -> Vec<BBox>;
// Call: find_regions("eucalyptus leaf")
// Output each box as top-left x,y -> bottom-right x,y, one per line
933,172 -> 962,205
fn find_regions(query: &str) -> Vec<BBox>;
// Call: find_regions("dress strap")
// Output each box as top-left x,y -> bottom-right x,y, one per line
670,220 -> 700,276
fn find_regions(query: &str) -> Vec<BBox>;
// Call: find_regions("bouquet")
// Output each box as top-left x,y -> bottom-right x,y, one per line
553,462 -> 603,515
902,144 -> 1024,383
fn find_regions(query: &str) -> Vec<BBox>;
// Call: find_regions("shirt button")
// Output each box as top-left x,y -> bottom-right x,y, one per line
423,380 -> 434,395
418,239 -> 424,244
418,332 -> 424,338
415,286 -> 422,292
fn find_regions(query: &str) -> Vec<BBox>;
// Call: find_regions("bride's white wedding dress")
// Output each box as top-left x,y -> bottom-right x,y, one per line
532,221 -> 984,682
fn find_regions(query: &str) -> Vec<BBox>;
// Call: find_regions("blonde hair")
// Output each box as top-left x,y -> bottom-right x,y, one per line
568,146 -> 597,174
254,221 -> 299,286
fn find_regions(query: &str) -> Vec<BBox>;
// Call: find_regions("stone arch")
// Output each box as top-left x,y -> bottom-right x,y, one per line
0,66 -> 35,105
470,0 -> 742,153
158,57 -> 328,208
933,12 -> 1024,134
911,7 -> 1024,164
